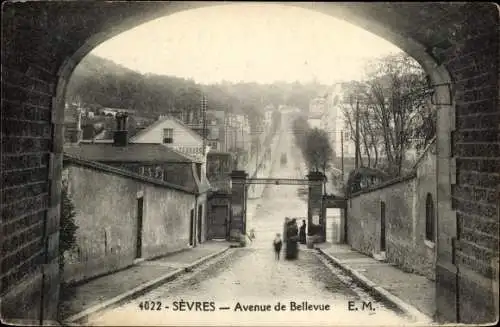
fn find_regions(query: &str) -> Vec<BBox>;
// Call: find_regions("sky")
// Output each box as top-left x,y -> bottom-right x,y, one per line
92,3 -> 401,85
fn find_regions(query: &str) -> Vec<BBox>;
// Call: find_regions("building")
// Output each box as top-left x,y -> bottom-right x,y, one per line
65,113 -> 211,237
64,141 -> 203,192
206,151 -> 233,193
309,97 -> 326,116
308,96 -> 326,129
321,84 -> 355,160
184,111 -> 225,152
60,115 -> 212,286
130,115 -> 208,163
127,114 -> 212,194
100,107 -> 138,117
263,105 -> 275,133
224,112 -> 251,158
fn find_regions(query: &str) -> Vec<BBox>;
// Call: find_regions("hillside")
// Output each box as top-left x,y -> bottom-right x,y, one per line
66,54 -> 329,126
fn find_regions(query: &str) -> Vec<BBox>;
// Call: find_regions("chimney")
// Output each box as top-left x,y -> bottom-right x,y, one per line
113,113 -> 129,146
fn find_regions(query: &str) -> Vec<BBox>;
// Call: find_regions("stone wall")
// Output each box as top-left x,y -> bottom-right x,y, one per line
61,158 -> 196,285
347,144 -> 437,280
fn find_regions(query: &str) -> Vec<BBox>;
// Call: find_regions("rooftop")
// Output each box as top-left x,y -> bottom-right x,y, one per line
130,115 -> 203,143
64,142 -> 197,163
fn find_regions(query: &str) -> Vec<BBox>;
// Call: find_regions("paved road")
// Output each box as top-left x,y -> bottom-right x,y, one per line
87,113 -> 411,326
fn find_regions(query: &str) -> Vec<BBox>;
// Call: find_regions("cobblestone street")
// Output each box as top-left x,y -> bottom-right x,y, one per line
87,114 -> 413,326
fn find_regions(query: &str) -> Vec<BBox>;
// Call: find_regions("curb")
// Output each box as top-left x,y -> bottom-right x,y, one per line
64,246 -> 231,325
316,248 -> 433,324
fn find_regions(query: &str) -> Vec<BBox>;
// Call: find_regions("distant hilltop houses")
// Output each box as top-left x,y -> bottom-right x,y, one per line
100,107 -> 138,116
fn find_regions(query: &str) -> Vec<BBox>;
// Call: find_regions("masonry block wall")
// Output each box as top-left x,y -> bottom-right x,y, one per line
440,4 -> 499,324
2,7 -> 62,323
61,160 -> 196,285
347,146 -> 437,280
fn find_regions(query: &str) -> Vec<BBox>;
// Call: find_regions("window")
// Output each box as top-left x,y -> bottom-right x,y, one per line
425,193 -> 435,242
163,128 -> 173,144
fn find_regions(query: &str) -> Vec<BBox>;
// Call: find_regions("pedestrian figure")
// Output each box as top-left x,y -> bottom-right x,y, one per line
283,217 -> 290,243
291,219 -> 299,238
285,219 -> 299,260
273,233 -> 283,260
247,228 -> 256,243
299,220 -> 307,244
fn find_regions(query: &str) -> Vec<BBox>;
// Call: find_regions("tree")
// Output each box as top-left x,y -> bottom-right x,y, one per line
292,115 -> 309,151
59,182 -> 78,272
340,52 -> 434,177
303,128 -> 334,173
341,85 -> 383,169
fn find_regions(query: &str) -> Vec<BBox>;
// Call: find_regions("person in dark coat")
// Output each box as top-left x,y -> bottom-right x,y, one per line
273,233 -> 283,260
283,217 -> 290,243
285,219 -> 299,260
299,220 -> 307,244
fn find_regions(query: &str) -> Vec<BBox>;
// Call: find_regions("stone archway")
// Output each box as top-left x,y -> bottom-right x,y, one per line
2,2 -> 498,325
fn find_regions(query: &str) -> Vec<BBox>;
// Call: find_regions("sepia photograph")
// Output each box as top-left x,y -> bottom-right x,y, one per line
1,1 -> 499,326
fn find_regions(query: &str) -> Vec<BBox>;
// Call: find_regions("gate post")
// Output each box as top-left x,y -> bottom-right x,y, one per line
307,171 -> 326,242
230,170 -> 248,241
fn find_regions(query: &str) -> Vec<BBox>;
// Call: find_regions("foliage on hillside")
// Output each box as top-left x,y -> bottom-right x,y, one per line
66,54 -> 328,132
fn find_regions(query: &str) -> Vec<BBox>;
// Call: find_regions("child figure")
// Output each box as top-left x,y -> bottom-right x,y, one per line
273,233 -> 283,260
248,228 -> 256,243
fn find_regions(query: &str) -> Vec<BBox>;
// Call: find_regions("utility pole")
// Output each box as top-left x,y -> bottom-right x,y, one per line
224,112 -> 229,152
233,125 -> 237,154
341,130 -> 344,181
255,133 -> 259,173
201,95 -> 207,156
355,99 -> 360,170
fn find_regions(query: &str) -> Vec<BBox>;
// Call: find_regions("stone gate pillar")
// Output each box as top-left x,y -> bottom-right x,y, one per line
230,170 -> 248,241
307,171 -> 325,241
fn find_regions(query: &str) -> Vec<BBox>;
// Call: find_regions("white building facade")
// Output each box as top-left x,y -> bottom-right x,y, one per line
130,116 -> 208,163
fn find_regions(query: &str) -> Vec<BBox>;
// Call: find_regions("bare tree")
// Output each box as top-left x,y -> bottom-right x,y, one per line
341,82 -> 382,169
340,53 -> 434,177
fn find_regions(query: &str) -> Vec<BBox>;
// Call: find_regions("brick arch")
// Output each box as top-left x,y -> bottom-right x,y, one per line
2,2 -> 498,325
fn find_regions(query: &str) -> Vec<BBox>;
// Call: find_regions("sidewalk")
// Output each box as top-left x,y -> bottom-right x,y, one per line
60,241 -> 231,323
316,243 -> 435,322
